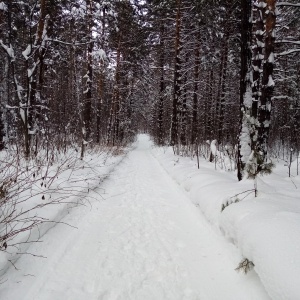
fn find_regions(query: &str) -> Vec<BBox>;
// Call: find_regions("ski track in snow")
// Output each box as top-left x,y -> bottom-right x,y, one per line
0,135 -> 270,300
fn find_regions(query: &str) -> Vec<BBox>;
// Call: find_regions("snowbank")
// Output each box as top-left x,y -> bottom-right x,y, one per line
0,146 -> 128,278
151,145 -> 300,300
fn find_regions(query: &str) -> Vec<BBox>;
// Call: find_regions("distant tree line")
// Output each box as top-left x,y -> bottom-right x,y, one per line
0,0 -> 299,178
146,0 -> 300,179
0,0 -> 149,159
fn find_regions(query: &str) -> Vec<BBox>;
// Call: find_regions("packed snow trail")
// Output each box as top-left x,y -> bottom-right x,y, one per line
0,135 -> 270,300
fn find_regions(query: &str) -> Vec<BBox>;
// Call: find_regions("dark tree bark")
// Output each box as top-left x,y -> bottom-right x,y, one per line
0,107 -> 4,151
83,0 -> 93,141
180,53 -> 188,146
170,0 -> 182,146
257,0 -> 277,162
251,1 -> 264,152
191,41 -> 200,145
237,0 -> 253,180
158,24 -> 165,145
81,0 -> 94,158
107,38 -> 121,146
217,30 -> 230,144
207,68 -> 214,142
96,7 -> 106,144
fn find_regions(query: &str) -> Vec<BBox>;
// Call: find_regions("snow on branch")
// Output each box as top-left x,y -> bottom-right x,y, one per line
277,48 -> 300,56
0,2 -> 7,11
277,39 -> 300,45
0,40 -> 15,61
49,39 -> 94,46
27,62 -> 39,78
277,2 -> 300,7
22,44 -> 32,60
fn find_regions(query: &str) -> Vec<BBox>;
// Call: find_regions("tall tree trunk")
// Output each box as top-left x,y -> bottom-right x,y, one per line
83,0 -> 93,141
218,30 -> 230,144
257,0 -> 277,162
107,38 -> 121,146
207,68 -> 214,141
170,0 -> 182,146
251,1 -> 264,152
81,0 -> 93,158
237,0 -> 253,180
96,7 -> 106,144
158,24 -> 165,145
97,70 -> 104,144
23,0 -> 48,157
0,107 -> 4,151
4,1 -> 31,158
191,42 -> 200,145
0,53 -> 8,151
180,53 -> 188,146
34,0 -> 48,156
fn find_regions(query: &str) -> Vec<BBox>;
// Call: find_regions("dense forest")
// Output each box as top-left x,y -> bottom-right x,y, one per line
1,2 -> 300,297
0,0 -> 299,176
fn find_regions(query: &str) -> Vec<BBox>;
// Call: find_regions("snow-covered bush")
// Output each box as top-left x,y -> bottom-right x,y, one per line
0,150 -> 77,253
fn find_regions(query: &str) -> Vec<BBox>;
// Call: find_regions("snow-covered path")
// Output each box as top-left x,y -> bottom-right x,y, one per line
1,135 -> 270,300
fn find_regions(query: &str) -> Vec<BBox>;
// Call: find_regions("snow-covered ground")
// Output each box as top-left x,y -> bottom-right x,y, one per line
0,134 -> 298,299
152,137 -> 300,300
0,147 -> 126,284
